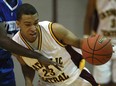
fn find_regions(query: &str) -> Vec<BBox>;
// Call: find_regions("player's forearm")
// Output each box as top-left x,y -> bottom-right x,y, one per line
25,81 -> 33,86
24,74 -> 33,86
21,65 -> 35,86
0,35 -> 43,59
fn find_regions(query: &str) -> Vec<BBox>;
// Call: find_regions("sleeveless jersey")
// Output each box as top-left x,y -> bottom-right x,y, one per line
96,0 -> 116,44
12,21 -> 82,85
0,0 -> 22,36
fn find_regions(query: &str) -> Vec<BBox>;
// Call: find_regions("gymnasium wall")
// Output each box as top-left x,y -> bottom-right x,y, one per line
13,0 -> 88,86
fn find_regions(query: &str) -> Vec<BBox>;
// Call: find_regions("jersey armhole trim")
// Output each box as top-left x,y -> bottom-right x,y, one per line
48,22 -> 66,47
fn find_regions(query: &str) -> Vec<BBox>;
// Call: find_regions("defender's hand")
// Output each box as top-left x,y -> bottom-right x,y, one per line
39,56 -> 63,71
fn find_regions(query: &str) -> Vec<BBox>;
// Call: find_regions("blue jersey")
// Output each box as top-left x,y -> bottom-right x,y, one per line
0,0 -> 22,36
0,0 -> 22,85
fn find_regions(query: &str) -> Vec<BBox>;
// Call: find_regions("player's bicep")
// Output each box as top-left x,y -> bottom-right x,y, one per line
52,23 -> 67,42
63,31 -> 79,46
52,23 -> 80,47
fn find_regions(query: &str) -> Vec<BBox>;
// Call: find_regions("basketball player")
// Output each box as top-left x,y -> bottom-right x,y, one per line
84,0 -> 116,86
12,3 -> 100,86
0,0 -> 61,86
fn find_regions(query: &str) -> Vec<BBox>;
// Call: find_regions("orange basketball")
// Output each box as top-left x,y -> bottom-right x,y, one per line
82,34 -> 113,65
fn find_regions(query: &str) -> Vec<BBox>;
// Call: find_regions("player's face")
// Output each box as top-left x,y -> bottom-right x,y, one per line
17,13 -> 39,43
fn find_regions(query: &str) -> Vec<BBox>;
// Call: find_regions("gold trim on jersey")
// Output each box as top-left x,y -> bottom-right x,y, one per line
19,33 -> 34,50
48,22 -> 66,47
37,25 -> 42,51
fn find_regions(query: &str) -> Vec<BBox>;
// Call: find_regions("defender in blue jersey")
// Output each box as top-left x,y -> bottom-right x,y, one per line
0,0 -> 22,35
0,0 -> 22,85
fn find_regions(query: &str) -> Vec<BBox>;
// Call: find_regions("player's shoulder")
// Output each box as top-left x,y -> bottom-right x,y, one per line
18,0 -> 22,5
39,21 -> 52,30
39,21 -> 51,26
12,31 -> 20,41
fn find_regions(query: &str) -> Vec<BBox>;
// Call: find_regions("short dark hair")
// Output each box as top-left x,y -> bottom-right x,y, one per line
17,3 -> 38,20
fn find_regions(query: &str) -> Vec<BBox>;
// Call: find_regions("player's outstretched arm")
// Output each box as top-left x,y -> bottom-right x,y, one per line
0,23 -> 42,58
0,23 -> 62,70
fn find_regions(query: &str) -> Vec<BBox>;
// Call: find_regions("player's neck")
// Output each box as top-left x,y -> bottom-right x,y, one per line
27,36 -> 39,50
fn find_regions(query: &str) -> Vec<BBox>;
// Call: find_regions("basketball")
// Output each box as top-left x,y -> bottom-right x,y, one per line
82,34 -> 113,65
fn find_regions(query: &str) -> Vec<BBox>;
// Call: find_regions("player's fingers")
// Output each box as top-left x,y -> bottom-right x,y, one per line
52,62 -> 63,71
54,65 -> 61,71
44,66 -> 50,72
54,62 -> 63,68
91,30 -> 96,36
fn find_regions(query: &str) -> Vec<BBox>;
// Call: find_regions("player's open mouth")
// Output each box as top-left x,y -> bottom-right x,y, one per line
30,33 -> 37,37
